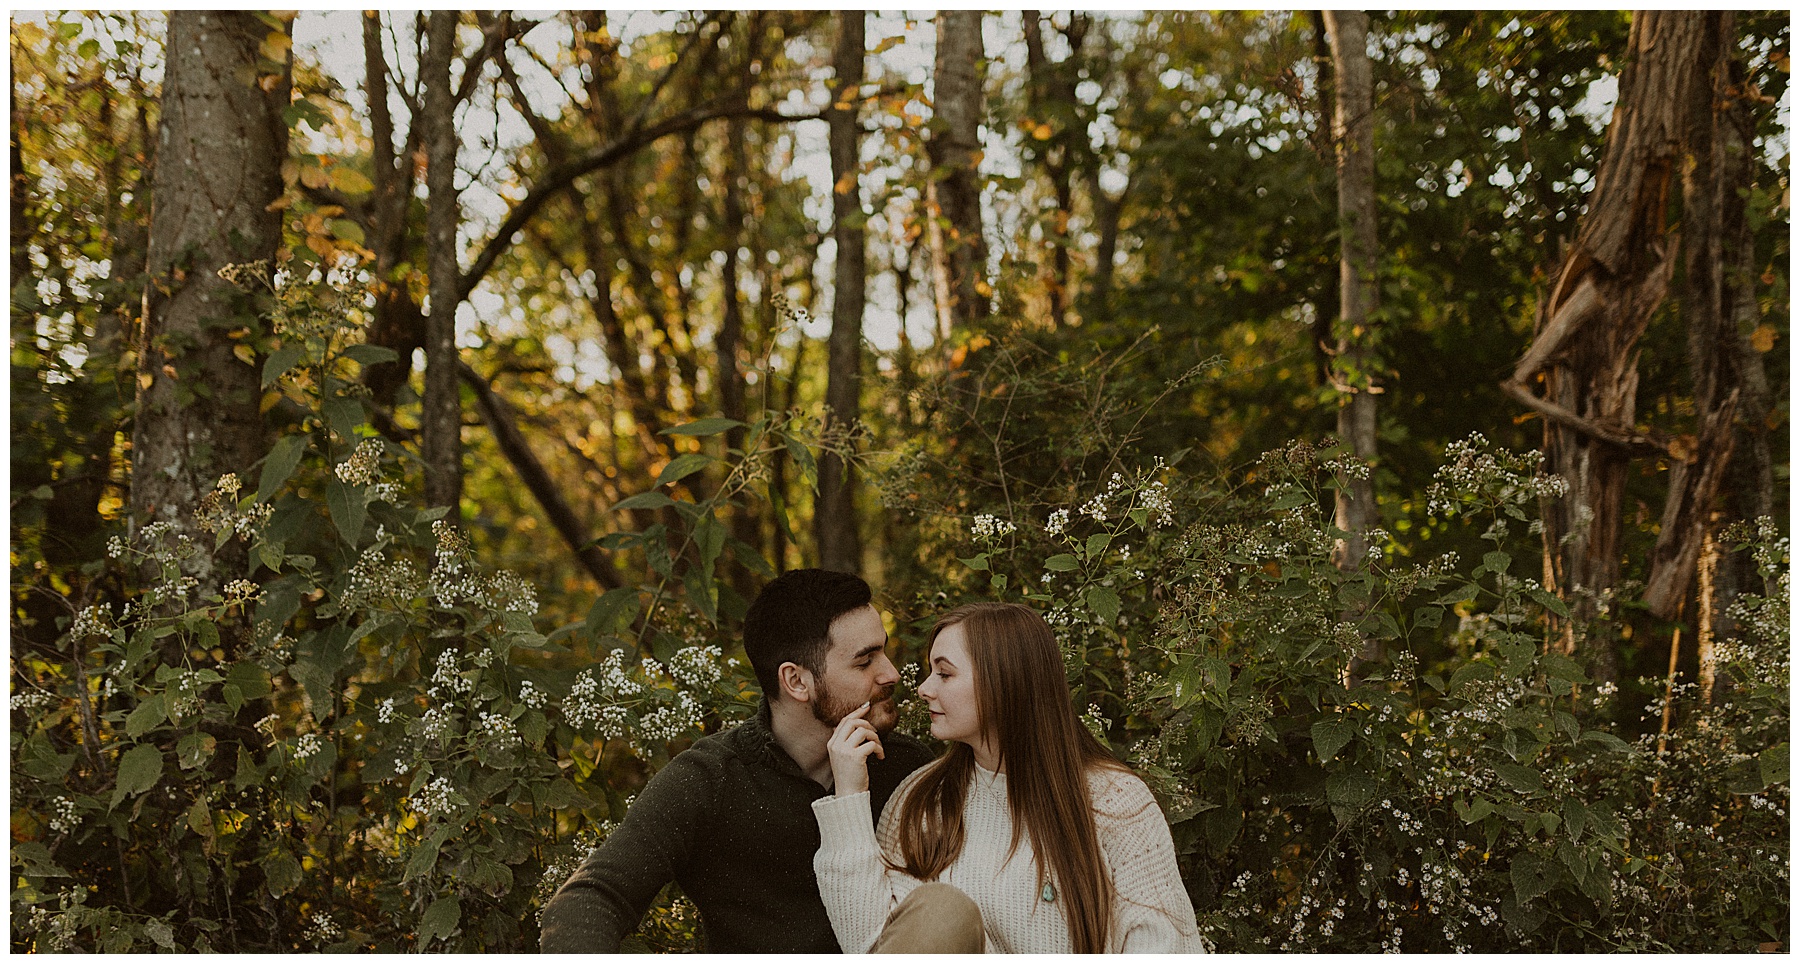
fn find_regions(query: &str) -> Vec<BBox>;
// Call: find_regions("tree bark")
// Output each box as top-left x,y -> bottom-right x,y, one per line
1643,13 -> 1749,620
130,11 -> 288,600
1503,12 -> 1716,681
926,11 -> 990,338
818,10 -> 866,574
1323,11 -> 1381,585
421,11 -> 464,512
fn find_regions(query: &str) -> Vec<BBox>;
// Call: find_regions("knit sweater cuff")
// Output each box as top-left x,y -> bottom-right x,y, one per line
812,790 -> 878,851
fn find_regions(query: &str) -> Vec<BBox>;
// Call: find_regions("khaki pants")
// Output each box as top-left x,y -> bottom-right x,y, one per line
868,882 -> 984,954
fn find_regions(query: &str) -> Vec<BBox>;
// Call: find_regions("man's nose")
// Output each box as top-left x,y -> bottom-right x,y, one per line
874,652 -> 899,685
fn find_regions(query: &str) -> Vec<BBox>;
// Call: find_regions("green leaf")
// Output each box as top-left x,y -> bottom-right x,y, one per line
1561,797 -> 1589,841
1311,715 -> 1356,764
1085,585 -> 1121,626
1527,587 -> 1570,618
1085,533 -> 1112,559
655,453 -> 712,488
1044,553 -> 1079,572
1578,730 -> 1631,753
729,537 -> 776,578
264,848 -> 302,898
177,732 -> 217,770
1494,762 -> 1544,795
417,895 -> 461,947
1510,850 -> 1557,905
322,396 -> 364,440
1448,659 -> 1495,691
1413,605 -> 1443,629
660,417 -> 745,437
327,478 -> 365,545
257,434 -> 309,502
584,587 -> 640,638
404,824 -> 452,882
958,554 -> 989,571
12,841 -> 69,878
111,744 -> 164,809
126,694 -> 166,738
1760,743 -> 1788,787
327,218 -> 365,246
1458,795 -> 1495,823
343,343 -> 398,367
262,343 -> 304,388
609,491 -> 674,513
1540,654 -> 1588,685
1482,550 -> 1512,575
1325,769 -> 1379,824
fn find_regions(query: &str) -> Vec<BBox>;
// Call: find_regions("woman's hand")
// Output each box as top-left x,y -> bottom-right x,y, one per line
826,701 -> 886,796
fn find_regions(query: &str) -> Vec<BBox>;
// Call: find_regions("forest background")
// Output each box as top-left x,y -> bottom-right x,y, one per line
9,9 -> 1791,953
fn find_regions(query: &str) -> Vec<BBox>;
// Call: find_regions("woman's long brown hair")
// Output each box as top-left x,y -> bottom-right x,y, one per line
891,602 -> 1127,953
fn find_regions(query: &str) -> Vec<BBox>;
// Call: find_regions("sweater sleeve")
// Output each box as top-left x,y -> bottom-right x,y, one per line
539,751 -> 717,952
812,777 -> 925,953
1092,769 -> 1206,954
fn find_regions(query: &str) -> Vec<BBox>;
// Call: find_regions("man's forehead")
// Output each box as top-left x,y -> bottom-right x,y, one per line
825,604 -> 888,655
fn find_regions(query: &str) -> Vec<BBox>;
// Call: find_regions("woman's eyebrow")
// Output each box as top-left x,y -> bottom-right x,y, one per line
931,655 -> 956,669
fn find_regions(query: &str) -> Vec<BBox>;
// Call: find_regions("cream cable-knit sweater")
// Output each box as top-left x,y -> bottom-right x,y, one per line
813,762 -> 1205,953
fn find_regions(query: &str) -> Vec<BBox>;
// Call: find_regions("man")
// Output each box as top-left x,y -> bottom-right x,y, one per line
538,569 -> 939,953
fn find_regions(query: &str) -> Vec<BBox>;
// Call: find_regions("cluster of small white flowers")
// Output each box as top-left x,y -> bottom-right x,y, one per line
563,669 -> 622,735
334,438 -> 384,486
223,579 -> 261,604
342,545 -> 422,610
429,521 -> 477,607
477,711 -> 520,748
1425,433 -> 1568,515
196,474 -> 274,542
517,680 -> 547,709
303,911 -> 343,946
1082,473 -> 1128,522
1045,508 -> 1071,536
166,670 -> 207,721
1140,480 -> 1175,527
12,689 -> 57,712
1079,703 -> 1108,743
70,604 -> 111,639
430,649 -> 473,695
596,651 -> 642,696
377,697 -> 397,723
485,569 -> 539,616
666,646 -> 723,690
106,536 -> 127,559
416,705 -> 455,742
293,733 -> 324,761
48,796 -> 79,832
255,713 -> 281,739
408,776 -> 458,819
636,693 -> 702,744
970,513 -> 1017,541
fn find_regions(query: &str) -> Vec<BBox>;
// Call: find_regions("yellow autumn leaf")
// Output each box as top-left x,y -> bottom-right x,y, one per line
233,344 -> 256,366
299,164 -> 328,190
329,166 -> 375,195
1750,324 -> 1777,352
261,31 -> 291,63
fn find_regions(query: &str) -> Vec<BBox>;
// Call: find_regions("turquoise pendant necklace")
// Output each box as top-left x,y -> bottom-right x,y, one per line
1041,881 -> 1057,903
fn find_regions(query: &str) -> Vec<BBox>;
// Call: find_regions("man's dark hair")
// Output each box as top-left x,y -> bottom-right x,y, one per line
742,568 -> 873,699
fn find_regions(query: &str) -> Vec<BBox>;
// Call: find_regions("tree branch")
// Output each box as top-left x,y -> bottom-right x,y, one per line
456,100 -> 822,302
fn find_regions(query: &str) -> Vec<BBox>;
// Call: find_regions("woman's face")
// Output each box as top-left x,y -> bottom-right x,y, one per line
917,623 -> 984,748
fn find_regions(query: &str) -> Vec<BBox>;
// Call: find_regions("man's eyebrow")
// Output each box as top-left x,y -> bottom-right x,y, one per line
853,641 -> 887,659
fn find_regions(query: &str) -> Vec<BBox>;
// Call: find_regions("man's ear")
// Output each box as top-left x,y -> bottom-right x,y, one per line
776,661 -> 813,705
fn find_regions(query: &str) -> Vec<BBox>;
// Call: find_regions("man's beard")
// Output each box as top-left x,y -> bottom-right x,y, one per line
813,680 -> 898,733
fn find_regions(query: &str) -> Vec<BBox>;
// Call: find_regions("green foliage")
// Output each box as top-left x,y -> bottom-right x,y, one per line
869,350 -> 1789,951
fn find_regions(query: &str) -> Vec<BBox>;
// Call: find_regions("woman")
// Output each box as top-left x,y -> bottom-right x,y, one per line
813,602 -> 1204,953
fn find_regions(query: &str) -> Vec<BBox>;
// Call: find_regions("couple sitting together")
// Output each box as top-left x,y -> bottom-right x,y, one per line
539,569 -> 1203,954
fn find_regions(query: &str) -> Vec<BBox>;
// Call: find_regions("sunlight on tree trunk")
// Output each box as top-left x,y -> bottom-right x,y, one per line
927,10 -> 990,342
1323,11 -> 1381,598
422,10 -> 464,513
818,10 -> 866,575
130,11 -> 288,613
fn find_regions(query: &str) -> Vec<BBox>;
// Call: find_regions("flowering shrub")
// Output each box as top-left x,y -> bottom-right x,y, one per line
872,342 -> 1788,952
11,281 -> 1786,951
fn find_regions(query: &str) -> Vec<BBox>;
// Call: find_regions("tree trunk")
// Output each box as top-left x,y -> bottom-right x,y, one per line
130,11 -> 288,601
1643,13 -> 1747,619
1501,12 -> 1716,682
818,11 -> 866,574
422,11 -> 464,512
1323,11 -> 1381,588
926,11 -> 990,338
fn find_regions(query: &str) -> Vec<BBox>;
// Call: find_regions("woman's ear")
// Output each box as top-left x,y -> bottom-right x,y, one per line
776,661 -> 812,705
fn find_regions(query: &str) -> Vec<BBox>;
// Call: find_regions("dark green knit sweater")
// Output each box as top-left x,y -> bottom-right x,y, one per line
538,701 -> 934,953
